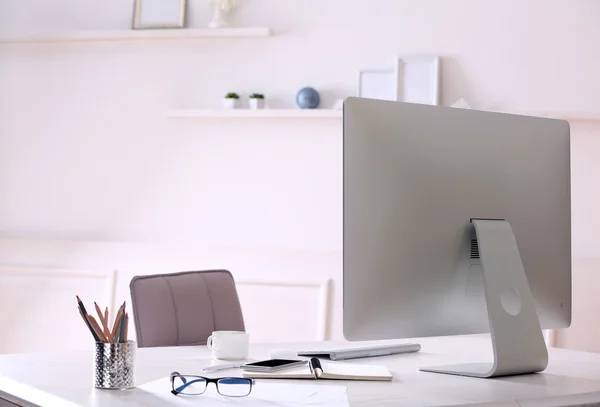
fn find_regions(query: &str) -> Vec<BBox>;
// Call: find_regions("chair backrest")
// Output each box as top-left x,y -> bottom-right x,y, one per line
129,269 -> 245,348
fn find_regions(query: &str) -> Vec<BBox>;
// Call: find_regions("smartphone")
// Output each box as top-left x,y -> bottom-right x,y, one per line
240,358 -> 306,372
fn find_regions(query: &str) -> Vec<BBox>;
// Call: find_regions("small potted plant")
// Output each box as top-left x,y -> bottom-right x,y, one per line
249,93 -> 265,110
223,92 -> 240,109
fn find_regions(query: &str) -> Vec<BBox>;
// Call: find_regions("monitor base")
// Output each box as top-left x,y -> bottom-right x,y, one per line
419,219 -> 549,378
420,363 -> 494,378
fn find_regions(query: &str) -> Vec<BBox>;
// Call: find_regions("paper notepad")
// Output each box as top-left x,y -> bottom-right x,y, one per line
137,376 -> 349,407
242,358 -> 393,381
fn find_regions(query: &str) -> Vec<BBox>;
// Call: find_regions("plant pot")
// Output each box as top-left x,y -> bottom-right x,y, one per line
223,98 -> 239,109
249,98 -> 265,109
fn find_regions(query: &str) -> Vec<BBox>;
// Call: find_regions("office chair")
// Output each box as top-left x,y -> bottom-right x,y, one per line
129,269 -> 245,348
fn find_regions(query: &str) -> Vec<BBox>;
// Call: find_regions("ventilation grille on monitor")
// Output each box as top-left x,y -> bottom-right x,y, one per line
470,238 -> 480,259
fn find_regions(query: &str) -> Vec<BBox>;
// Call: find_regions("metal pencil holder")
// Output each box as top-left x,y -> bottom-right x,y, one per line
94,340 -> 136,389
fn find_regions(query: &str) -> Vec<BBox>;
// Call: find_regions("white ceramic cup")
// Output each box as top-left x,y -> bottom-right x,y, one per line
207,331 -> 249,360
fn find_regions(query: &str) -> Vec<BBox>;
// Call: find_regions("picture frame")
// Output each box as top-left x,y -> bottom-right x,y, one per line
394,56 -> 440,105
132,0 -> 187,29
358,70 -> 396,101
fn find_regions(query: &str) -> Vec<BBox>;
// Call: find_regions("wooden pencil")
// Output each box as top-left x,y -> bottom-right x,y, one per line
88,315 -> 108,343
110,305 -> 123,337
110,302 -> 125,342
78,308 -> 94,337
94,302 -> 110,337
77,297 -> 100,342
78,308 -> 86,324
76,295 -> 87,314
118,313 -> 126,343
103,307 -> 110,338
123,313 -> 129,342
94,302 -> 105,325
95,302 -> 111,338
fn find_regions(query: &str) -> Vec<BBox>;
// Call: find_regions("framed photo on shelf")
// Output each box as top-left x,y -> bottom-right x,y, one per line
394,56 -> 440,105
133,0 -> 187,29
358,70 -> 396,101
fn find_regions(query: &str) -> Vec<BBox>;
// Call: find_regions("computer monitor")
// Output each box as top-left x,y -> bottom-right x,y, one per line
342,97 -> 571,378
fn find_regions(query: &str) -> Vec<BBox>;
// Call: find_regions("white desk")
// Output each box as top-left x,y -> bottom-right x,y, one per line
1,335 -> 600,407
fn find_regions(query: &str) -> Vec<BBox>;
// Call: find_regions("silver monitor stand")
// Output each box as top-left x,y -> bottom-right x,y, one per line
419,219 -> 549,378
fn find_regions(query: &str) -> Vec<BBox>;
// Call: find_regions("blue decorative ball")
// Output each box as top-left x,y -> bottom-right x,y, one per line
296,87 -> 320,109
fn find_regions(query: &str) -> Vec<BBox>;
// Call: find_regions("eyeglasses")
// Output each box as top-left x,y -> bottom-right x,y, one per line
170,371 -> 254,397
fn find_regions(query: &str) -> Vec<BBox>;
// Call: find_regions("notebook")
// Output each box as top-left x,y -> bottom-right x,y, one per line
242,357 -> 393,381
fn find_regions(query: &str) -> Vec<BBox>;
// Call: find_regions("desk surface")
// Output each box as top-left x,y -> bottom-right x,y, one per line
1,335 -> 600,407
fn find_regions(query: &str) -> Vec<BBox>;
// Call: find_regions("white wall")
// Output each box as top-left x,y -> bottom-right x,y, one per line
570,121 -> 600,258
554,258 -> 600,353
1,0 -> 600,247
0,0 -> 599,353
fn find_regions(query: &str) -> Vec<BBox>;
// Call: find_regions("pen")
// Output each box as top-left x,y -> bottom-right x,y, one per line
309,358 -> 323,378
202,363 -> 243,372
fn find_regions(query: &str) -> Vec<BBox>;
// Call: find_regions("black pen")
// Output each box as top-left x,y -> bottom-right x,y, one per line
308,357 -> 323,378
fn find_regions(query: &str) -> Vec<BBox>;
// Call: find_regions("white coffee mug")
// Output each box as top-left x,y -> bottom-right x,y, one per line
207,331 -> 249,360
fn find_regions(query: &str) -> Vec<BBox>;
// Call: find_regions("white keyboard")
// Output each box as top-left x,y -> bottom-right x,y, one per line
297,343 -> 421,361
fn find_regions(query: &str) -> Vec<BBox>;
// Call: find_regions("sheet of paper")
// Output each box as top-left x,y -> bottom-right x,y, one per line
321,360 -> 392,380
135,376 -> 349,407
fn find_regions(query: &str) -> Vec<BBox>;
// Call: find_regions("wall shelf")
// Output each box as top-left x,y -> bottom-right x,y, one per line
518,111 -> 600,122
0,27 -> 272,44
167,109 -> 343,119
168,108 -> 599,122
488,109 -> 600,123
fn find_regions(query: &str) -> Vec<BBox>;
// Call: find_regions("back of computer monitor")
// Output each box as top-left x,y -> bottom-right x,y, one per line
342,97 -> 571,342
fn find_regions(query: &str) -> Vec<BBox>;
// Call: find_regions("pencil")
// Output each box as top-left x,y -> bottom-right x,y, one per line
103,307 -> 110,338
88,314 -> 108,343
121,312 -> 127,342
115,312 -> 125,343
95,302 -> 111,338
77,297 -> 100,342
110,302 -> 125,342
76,295 -> 89,315
94,302 -> 104,325
78,308 -> 95,339
123,313 -> 129,342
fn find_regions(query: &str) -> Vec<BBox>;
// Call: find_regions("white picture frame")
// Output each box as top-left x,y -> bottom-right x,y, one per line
133,0 -> 187,29
358,70 -> 396,101
394,56 -> 440,105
